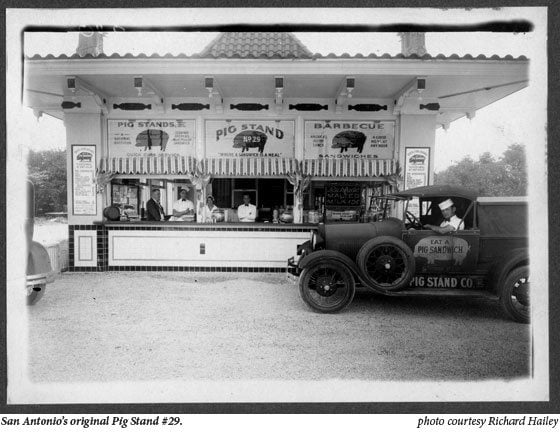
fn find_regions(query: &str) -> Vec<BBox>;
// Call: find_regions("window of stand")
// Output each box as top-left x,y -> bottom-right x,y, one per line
210,178 -> 295,222
109,177 -> 394,223
306,181 -> 395,223
111,178 -> 195,221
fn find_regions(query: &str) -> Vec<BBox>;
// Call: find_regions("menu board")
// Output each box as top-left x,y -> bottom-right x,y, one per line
108,119 -> 195,158
325,183 -> 362,208
404,147 -> 430,189
304,120 -> 395,159
205,120 -> 295,158
72,145 -> 97,215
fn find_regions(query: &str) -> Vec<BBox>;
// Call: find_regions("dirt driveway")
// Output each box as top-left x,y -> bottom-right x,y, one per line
27,272 -> 530,383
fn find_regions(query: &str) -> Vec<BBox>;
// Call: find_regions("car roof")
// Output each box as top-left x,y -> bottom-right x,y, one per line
477,196 -> 528,204
393,185 -> 478,201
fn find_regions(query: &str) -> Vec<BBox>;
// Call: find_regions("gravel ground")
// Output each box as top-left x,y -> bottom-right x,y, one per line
27,272 -> 531,383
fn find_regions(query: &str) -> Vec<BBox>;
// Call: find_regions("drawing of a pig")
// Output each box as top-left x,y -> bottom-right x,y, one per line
233,130 -> 268,154
414,237 -> 471,266
135,129 -> 170,151
331,131 -> 366,153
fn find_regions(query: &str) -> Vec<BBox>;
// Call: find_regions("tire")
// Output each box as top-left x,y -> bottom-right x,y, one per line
27,284 -> 45,305
499,266 -> 530,323
356,236 -> 415,293
299,261 -> 355,313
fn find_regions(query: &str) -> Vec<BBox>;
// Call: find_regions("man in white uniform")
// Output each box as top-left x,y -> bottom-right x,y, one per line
423,198 -> 464,233
237,193 -> 257,222
169,188 -> 195,221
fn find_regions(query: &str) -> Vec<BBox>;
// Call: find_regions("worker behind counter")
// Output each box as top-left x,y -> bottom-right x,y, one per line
198,195 -> 219,223
169,188 -> 195,221
237,193 -> 257,222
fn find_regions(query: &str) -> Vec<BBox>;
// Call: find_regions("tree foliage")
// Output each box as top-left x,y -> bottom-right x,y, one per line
27,149 -> 67,214
434,144 -> 527,196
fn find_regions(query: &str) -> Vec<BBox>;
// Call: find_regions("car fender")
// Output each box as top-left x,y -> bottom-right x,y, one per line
488,248 -> 529,295
28,241 -> 53,275
298,250 -> 362,278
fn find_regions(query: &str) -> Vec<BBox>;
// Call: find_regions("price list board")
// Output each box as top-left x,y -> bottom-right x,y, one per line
325,183 -> 362,208
72,145 -> 97,215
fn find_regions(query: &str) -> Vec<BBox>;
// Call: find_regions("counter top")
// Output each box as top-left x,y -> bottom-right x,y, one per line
98,220 -> 318,231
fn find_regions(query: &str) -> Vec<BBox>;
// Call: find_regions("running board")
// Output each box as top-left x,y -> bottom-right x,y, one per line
359,287 -> 498,299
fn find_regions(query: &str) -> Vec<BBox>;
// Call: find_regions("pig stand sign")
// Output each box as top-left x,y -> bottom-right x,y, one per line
108,120 -> 196,158
410,235 -> 475,272
304,120 -> 395,159
205,120 -> 295,158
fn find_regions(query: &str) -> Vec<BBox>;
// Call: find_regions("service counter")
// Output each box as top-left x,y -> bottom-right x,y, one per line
100,221 -> 316,271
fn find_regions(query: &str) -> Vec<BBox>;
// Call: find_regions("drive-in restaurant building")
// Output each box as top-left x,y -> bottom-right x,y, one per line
23,31 -> 529,271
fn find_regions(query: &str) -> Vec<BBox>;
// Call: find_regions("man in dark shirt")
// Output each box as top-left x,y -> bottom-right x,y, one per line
146,189 -> 165,221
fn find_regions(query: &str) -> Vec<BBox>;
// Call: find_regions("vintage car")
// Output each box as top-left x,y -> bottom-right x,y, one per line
26,181 -> 55,304
288,185 -> 529,323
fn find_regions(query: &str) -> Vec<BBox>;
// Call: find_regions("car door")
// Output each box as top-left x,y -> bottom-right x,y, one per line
403,198 -> 478,274
403,229 -> 456,274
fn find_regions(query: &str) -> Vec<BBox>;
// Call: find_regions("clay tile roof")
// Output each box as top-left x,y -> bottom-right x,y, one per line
197,32 -> 313,59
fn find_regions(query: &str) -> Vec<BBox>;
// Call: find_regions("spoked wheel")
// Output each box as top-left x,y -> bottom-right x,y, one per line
356,236 -> 415,293
299,261 -> 355,313
500,266 -> 530,323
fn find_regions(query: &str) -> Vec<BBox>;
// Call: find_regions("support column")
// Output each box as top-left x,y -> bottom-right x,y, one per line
398,114 -> 437,188
64,112 -> 104,270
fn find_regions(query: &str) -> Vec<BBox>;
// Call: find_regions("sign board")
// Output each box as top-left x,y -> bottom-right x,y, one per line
205,120 -> 295,158
72,145 -> 97,215
325,183 -> 362,208
404,147 -> 430,189
108,119 -> 196,158
404,232 -> 478,272
304,120 -> 395,159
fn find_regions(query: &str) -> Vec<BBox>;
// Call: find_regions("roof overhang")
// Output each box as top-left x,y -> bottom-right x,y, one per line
24,57 -> 529,124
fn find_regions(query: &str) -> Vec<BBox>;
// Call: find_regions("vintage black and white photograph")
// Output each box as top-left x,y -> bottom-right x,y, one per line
6,7 -> 548,406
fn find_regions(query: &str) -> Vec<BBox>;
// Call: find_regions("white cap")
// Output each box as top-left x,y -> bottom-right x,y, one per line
438,199 -> 454,210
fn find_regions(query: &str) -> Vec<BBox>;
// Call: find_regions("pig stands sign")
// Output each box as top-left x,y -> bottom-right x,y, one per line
205,120 -> 295,158
107,120 -> 196,158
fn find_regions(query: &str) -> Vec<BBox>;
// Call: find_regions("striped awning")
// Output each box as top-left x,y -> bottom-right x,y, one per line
302,159 -> 396,177
98,156 -> 197,174
98,156 -> 396,178
202,157 -> 298,176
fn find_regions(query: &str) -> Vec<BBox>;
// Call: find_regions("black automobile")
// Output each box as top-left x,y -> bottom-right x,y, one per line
288,185 -> 529,322
26,181 -> 55,304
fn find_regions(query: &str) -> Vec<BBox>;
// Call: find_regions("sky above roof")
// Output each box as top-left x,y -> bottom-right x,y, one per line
24,31 -> 534,59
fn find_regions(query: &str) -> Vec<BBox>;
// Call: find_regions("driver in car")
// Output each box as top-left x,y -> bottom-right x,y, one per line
422,198 -> 464,233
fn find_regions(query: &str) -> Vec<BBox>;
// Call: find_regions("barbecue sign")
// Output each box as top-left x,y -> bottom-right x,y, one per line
205,120 -> 295,158
108,120 -> 195,158
304,120 -> 395,159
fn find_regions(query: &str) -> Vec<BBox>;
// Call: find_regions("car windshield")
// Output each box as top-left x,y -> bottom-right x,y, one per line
401,195 -> 474,229
405,197 -> 441,225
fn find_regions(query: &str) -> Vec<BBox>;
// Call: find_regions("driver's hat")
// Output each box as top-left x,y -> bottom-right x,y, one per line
438,199 -> 454,211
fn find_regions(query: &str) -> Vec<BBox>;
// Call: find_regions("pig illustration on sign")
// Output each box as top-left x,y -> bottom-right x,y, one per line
135,129 -> 170,151
414,237 -> 471,266
233,130 -> 268,154
331,130 -> 366,153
